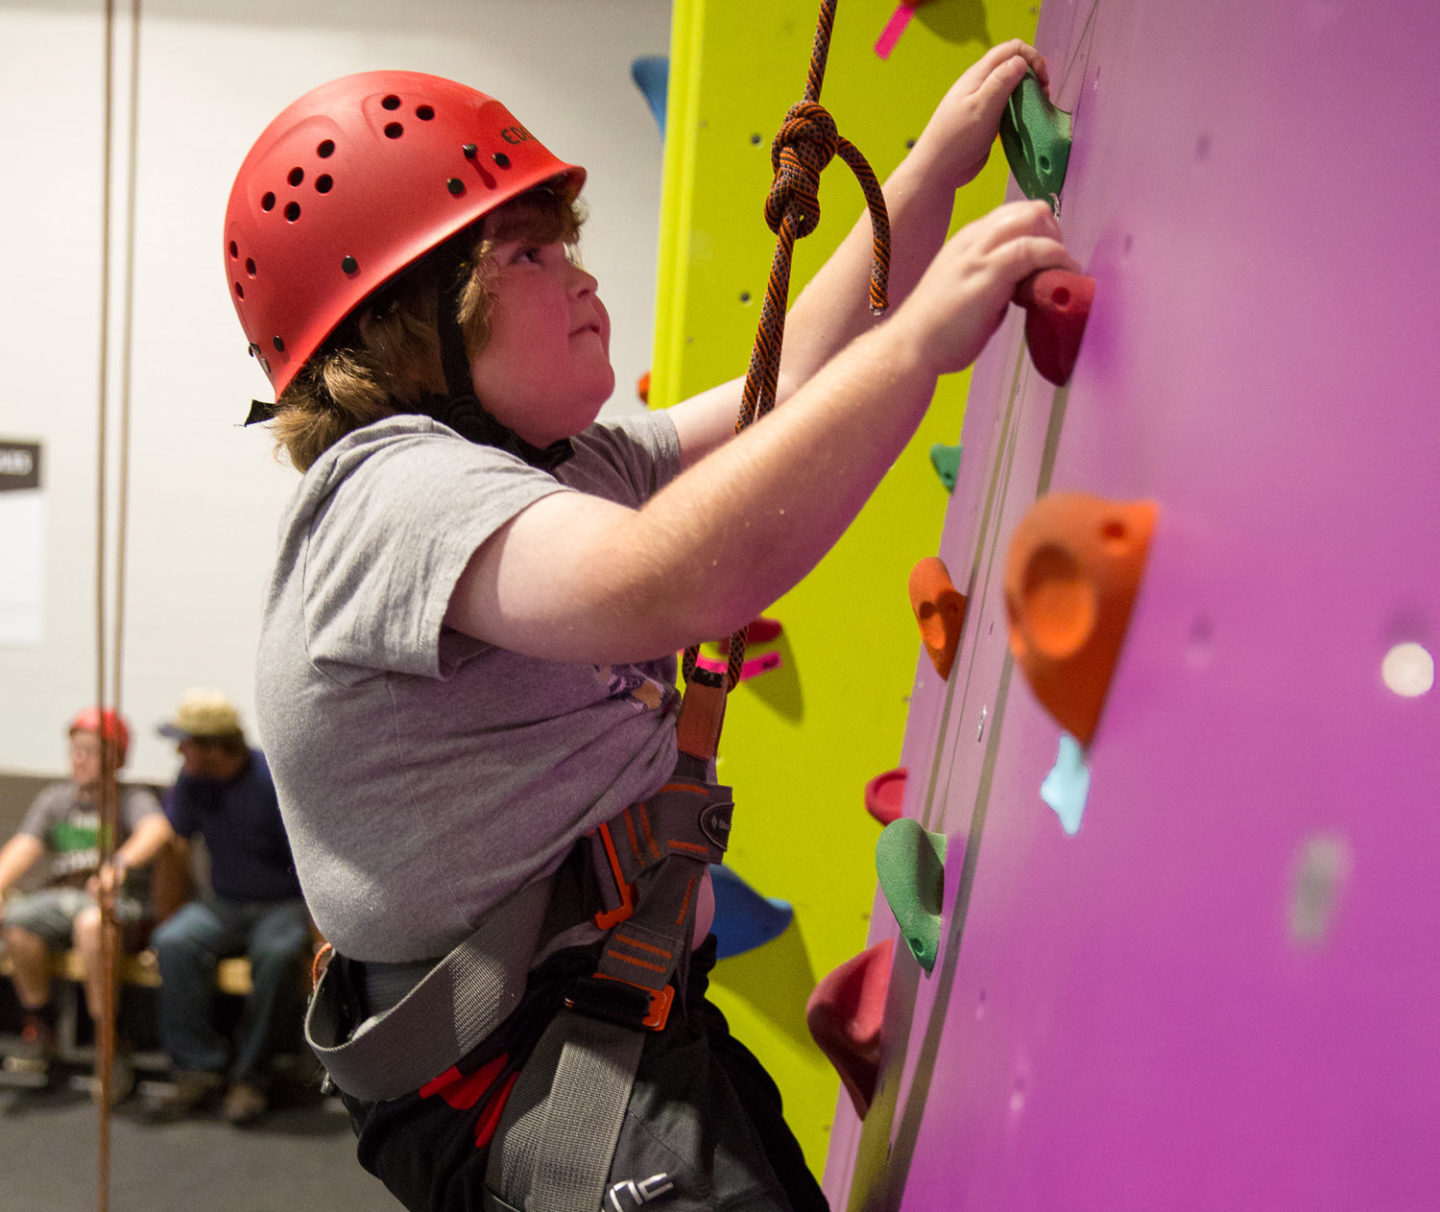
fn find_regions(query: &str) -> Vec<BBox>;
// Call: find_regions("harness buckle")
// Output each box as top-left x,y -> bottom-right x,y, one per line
565,974 -> 674,1032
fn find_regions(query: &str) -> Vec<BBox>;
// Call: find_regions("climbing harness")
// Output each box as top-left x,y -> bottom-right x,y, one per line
306,4 -> 891,1210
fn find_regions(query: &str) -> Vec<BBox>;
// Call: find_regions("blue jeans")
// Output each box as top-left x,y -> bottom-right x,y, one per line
150,897 -> 310,1081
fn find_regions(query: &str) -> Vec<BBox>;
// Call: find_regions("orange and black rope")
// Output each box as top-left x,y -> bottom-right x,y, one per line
682,0 -> 891,693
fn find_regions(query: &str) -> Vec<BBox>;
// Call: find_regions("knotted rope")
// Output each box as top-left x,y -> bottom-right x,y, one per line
683,0 -> 891,691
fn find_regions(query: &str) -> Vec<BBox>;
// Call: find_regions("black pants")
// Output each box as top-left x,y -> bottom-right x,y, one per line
339,937 -> 829,1212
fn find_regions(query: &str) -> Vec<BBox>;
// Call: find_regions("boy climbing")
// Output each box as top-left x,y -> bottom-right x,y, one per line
229,38 -> 1075,1212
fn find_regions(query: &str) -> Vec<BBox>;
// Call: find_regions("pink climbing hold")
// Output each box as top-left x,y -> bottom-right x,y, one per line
718,617 -> 783,653
694,651 -> 782,682
806,937 -> 895,1118
864,767 -> 908,826
875,0 -> 928,59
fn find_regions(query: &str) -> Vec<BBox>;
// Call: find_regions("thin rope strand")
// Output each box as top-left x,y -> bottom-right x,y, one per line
94,0 -> 117,1201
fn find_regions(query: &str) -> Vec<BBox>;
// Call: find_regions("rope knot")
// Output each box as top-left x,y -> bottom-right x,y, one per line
766,101 -> 839,238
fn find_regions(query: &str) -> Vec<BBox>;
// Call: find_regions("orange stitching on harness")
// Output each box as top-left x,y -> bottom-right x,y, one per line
593,822 -> 636,930
635,802 -> 660,861
605,949 -> 668,975
614,933 -> 672,959
675,875 -> 696,927
658,782 -> 710,797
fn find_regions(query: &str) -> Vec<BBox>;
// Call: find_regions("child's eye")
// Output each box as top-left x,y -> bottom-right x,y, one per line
517,246 -> 543,264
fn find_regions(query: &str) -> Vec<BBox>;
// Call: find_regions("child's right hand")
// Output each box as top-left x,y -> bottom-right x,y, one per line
896,200 -> 1080,377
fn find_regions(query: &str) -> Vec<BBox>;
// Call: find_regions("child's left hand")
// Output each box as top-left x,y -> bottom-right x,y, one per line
911,39 -> 1050,192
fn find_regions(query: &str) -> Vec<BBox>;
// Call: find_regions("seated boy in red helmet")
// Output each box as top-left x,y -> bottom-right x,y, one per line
235,43 -> 1076,1212
0,709 -> 172,1094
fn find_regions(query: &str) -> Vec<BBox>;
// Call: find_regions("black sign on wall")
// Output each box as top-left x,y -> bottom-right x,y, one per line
0,442 -> 41,492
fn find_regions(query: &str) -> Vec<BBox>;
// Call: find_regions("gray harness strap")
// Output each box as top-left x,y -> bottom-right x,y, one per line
305,878 -> 552,1102
487,1009 -> 646,1212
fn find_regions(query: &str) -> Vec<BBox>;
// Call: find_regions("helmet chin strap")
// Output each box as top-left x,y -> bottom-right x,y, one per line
419,243 -> 575,473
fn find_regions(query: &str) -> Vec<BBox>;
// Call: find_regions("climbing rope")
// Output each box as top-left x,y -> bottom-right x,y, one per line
92,0 -> 141,1207
682,0 -> 891,691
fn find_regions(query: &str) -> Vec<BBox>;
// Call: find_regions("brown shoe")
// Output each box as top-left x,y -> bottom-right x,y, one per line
222,1080 -> 268,1126
148,1069 -> 224,1118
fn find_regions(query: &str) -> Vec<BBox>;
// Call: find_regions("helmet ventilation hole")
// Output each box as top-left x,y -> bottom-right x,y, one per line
272,336 -> 285,352
493,152 -> 511,169
228,241 -> 238,259
316,174 -> 333,194
417,104 -> 435,120
317,139 -> 335,158
234,282 -> 244,299
245,258 -> 257,277
261,192 -> 276,211
284,201 -> 301,222
288,167 -> 305,186
384,122 -> 404,140
382,94 -> 401,110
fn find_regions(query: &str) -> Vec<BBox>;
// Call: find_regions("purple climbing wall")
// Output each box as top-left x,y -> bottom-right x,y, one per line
823,2 -> 1440,1209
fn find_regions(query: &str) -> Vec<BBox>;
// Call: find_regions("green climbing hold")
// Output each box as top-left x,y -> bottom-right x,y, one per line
929,443 -> 961,493
875,818 -> 947,974
999,72 -> 1072,206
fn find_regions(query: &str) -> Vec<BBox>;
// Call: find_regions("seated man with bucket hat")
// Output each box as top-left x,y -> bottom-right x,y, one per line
147,689 -> 310,1125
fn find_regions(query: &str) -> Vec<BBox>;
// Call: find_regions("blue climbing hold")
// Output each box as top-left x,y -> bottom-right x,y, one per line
709,863 -> 793,959
631,56 -> 670,138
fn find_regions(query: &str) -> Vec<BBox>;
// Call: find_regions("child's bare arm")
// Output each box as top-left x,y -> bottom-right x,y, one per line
445,201 -> 1075,665
669,40 -> 1048,468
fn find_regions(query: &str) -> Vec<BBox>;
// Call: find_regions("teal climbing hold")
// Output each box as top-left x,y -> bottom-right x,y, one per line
999,72 -> 1072,206
875,818 -> 947,974
929,443 -> 961,493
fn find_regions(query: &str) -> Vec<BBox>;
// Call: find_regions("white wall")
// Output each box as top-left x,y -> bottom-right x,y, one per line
0,0 -> 671,782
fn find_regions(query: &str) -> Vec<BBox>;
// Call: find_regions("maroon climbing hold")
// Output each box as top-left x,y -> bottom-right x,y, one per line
1012,269 -> 1095,386
806,937 -> 895,1118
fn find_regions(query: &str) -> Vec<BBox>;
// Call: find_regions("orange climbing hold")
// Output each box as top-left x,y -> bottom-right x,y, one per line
1013,269 -> 1095,386
1003,493 -> 1157,745
908,556 -> 967,680
806,937 -> 894,1118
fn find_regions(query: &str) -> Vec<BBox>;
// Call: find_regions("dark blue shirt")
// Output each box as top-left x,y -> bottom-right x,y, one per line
164,749 -> 303,903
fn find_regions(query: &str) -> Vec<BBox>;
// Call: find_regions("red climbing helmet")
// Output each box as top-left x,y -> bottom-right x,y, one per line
224,71 -> 586,398
69,707 -> 131,767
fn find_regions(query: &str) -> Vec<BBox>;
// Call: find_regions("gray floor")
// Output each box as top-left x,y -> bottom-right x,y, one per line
0,1077 -> 403,1212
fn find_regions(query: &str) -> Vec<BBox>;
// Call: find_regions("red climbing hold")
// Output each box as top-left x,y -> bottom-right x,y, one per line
1012,269 -> 1095,386
806,937 -> 895,1118
864,767 -> 908,826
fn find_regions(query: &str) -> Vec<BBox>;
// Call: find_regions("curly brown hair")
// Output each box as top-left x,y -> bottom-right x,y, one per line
269,183 -> 583,472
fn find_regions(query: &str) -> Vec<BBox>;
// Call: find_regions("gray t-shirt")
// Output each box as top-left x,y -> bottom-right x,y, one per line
19,782 -> 163,887
256,412 -> 683,962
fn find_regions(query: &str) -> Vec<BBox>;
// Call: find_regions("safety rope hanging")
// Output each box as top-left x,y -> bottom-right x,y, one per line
681,0 -> 891,696
91,1 -> 142,1207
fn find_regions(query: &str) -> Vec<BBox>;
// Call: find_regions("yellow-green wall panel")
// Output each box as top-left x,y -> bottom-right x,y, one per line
655,0 -> 1040,1171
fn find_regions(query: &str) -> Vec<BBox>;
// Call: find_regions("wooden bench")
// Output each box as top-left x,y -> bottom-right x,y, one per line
0,947 -> 255,997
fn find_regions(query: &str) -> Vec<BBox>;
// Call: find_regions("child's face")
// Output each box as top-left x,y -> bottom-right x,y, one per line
468,239 -> 614,446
